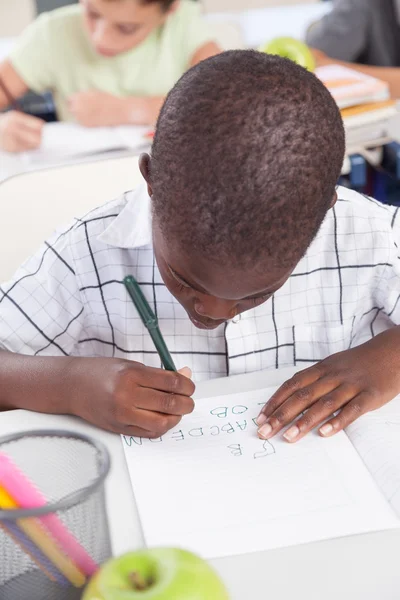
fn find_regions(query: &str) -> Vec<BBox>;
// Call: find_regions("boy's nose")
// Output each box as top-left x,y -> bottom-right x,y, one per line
194,298 -> 238,321
92,21 -> 110,46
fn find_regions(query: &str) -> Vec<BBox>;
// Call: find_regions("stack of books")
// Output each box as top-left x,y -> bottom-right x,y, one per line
316,64 -> 398,153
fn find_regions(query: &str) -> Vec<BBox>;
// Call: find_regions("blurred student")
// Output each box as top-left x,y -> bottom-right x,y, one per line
0,0 -> 220,152
307,0 -> 400,97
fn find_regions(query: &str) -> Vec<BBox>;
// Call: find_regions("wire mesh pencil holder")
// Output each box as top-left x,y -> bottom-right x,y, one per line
0,430 -> 112,600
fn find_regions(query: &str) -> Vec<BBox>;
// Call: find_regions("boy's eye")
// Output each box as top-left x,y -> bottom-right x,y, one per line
169,269 -> 191,290
117,24 -> 140,35
174,276 -> 190,289
250,293 -> 271,307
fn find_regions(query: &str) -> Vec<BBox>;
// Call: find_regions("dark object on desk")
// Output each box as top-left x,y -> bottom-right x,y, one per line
0,73 -> 57,122
18,91 -> 58,123
124,275 -> 177,372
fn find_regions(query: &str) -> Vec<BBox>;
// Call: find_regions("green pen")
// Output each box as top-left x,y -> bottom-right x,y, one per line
123,275 -> 177,372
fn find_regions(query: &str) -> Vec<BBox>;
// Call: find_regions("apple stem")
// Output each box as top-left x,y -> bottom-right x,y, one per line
129,571 -> 150,591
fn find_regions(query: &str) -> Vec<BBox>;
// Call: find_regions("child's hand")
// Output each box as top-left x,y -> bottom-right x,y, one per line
256,327 -> 400,443
68,91 -> 131,127
0,111 -> 44,152
67,358 -> 195,437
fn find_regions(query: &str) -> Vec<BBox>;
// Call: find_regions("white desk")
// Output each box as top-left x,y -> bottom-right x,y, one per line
1,366 -> 399,600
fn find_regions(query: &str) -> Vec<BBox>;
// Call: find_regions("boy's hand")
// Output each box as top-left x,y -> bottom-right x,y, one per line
257,327 -> 400,443
67,358 -> 195,437
68,91 -> 131,127
0,111 -> 44,152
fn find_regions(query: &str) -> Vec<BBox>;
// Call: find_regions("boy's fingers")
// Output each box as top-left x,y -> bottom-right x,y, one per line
127,407 -> 181,434
318,392 -> 372,437
178,366 -> 192,379
18,113 -> 45,131
257,378 -> 340,439
135,388 -> 194,416
281,385 -> 354,443
256,364 -> 324,424
257,373 -> 336,431
13,129 -> 41,150
15,127 -> 42,145
137,364 -> 195,397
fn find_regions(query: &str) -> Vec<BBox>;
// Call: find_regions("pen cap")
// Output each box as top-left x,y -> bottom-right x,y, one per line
0,430 -> 111,600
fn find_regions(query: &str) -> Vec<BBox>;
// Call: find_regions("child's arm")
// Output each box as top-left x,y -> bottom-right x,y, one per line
68,40 -> 221,128
0,222 -> 194,436
0,350 -> 195,437
0,60 -> 44,152
256,214 -> 400,443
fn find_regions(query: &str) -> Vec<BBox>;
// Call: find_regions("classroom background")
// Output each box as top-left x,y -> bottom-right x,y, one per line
1,0 -> 400,279
2,3 -> 400,600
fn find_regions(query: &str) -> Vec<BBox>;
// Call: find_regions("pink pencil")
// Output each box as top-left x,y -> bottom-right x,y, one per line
0,452 -> 99,576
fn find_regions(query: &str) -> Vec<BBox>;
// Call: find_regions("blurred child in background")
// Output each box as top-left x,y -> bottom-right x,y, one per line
307,0 -> 400,98
0,0 -> 220,152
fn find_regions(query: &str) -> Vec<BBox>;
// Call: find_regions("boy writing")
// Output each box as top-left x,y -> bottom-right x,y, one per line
0,0 -> 219,152
1,50 -> 400,444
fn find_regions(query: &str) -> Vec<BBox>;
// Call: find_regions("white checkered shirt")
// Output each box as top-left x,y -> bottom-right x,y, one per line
1,184 -> 400,381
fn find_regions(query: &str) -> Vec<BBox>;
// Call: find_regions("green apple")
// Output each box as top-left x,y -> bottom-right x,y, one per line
83,548 -> 229,600
260,37 -> 315,72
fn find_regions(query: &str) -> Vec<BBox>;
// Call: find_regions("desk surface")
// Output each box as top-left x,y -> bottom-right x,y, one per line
1,366 -> 399,600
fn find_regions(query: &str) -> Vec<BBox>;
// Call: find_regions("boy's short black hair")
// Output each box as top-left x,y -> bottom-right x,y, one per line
151,50 -> 345,269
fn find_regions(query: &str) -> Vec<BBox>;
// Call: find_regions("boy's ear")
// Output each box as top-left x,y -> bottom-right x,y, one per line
139,153 -> 153,197
330,191 -> 338,208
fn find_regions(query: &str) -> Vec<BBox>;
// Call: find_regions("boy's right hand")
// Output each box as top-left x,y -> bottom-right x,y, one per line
67,358 -> 195,438
0,111 -> 44,152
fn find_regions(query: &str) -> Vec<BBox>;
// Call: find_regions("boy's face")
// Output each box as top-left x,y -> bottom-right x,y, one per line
153,221 -> 295,330
80,0 -> 175,57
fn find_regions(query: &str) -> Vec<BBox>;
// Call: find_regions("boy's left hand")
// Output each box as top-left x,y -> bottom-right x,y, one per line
257,327 -> 400,443
68,91 -> 129,127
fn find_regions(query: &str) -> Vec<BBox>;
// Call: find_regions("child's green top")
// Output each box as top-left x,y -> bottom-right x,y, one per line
9,2 -> 214,121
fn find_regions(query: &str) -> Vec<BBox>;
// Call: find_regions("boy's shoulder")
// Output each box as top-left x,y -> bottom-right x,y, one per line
32,4 -> 84,39
309,186 -> 398,265
331,186 -> 397,226
41,4 -> 83,24
162,0 -> 207,33
298,187 -> 398,277
174,0 -> 203,18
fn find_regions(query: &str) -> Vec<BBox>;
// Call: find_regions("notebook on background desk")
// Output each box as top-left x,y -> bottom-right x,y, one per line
122,379 -> 400,559
0,122 -> 152,183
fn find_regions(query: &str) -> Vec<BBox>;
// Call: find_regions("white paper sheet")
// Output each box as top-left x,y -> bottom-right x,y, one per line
122,386 -> 398,559
0,123 -> 150,182
26,123 -> 150,162
346,395 -> 400,519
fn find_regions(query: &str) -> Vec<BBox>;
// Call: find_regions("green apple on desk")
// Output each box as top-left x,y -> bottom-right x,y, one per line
83,548 -> 229,599
260,37 -> 316,72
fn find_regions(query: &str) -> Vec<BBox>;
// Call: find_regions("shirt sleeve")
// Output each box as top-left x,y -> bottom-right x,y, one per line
8,12 -> 55,93
177,1 -> 216,65
0,227 -> 84,357
375,208 -> 400,325
306,0 -> 370,62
